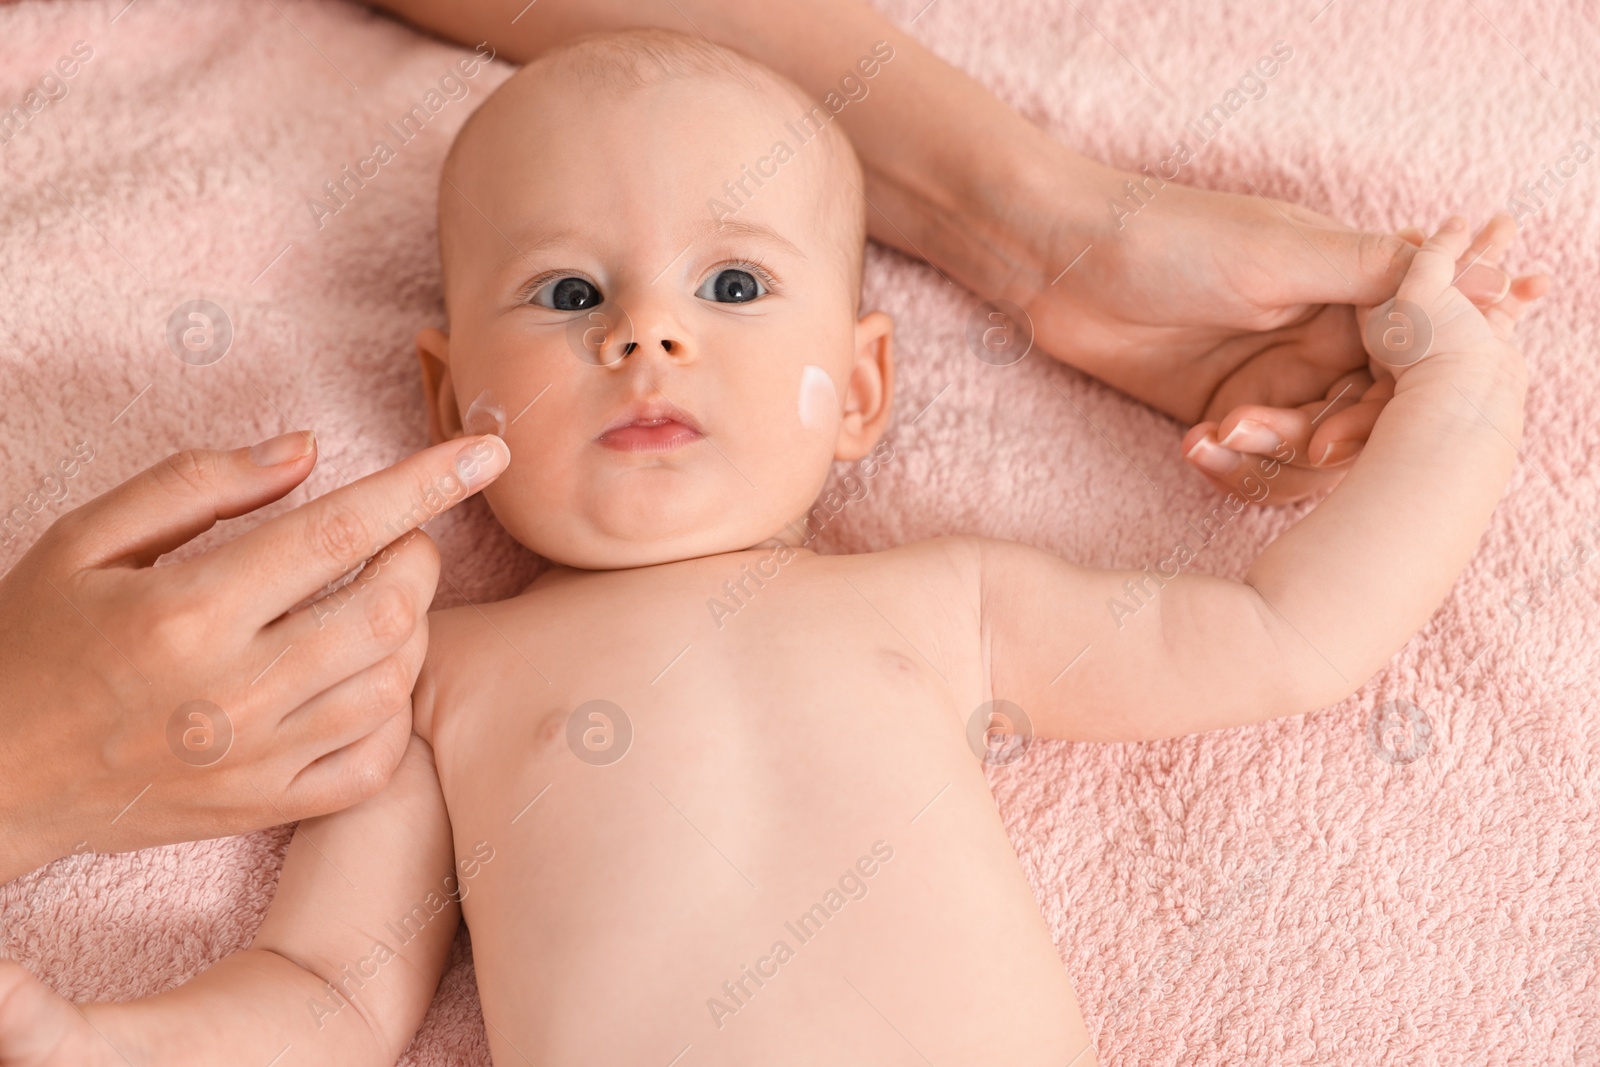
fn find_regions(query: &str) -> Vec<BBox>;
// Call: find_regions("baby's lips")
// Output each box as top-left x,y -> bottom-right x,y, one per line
1455,262 -> 1513,305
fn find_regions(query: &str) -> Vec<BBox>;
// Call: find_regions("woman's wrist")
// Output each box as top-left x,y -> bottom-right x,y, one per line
0,754 -> 63,882
0,803 -> 69,884
864,127 -> 1115,311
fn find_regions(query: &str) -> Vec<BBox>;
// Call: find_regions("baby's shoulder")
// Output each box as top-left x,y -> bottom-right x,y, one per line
414,596 -> 532,743
824,534 -> 983,622
836,534 -> 982,582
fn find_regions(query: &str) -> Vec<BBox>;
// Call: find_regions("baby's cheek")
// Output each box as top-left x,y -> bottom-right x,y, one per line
798,364 -> 838,431
478,439 -> 568,541
462,388 -> 508,437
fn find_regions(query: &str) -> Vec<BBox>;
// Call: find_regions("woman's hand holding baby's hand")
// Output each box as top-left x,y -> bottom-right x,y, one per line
1168,212 -> 1541,501
0,432 -> 508,882
986,155 -> 1522,503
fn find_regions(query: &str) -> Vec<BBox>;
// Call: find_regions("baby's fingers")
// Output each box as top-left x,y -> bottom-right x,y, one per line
1211,366 -> 1372,464
1396,217 -> 1514,306
1482,273 -> 1551,339
1400,216 -> 1475,297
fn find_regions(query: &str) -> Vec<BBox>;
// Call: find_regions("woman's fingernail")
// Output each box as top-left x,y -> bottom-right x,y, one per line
1186,434 -> 1242,474
1314,439 -> 1360,467
1219,419 -> 1283,454
249,430 -> 315,466
456,434 -> 510,489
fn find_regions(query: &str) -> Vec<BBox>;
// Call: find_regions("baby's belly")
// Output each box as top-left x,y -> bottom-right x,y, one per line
439,667 -> 1094,1067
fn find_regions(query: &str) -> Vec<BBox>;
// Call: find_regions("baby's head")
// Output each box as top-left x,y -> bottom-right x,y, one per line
418,29 -> 893,570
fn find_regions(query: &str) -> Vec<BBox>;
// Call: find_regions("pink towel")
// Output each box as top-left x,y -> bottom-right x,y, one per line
2,0 -> 1596,1062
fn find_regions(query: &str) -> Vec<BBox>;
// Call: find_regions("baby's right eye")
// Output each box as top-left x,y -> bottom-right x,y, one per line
531,276 -> 603,311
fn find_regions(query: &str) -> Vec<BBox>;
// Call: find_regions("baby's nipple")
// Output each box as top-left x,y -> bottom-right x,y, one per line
463,388 -> 508,438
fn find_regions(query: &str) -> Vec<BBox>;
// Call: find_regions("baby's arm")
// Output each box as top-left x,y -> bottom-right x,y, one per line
0,737 -> 458,1067
972,217 -> 1544,742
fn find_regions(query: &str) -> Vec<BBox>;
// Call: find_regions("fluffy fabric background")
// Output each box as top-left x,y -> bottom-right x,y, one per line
1,0 -> 1597,1062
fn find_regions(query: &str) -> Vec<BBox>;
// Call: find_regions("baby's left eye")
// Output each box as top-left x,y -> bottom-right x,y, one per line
696,267 -> 765,304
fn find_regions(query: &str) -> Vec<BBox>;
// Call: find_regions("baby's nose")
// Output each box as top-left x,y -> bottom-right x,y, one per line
618,335 -> 688,362
577,310 -> 691,366
622,337 -> 678,356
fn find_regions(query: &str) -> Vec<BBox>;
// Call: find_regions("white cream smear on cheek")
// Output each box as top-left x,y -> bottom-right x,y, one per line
463,388 -> 508,438
798,365 -> 837,430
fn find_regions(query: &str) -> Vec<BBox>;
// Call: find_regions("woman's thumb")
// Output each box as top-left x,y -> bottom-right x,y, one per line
1287,227 -> 1512,308
42,431 -> 317,570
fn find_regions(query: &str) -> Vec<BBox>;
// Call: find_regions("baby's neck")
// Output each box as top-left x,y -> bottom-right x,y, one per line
529,543 -> 820,589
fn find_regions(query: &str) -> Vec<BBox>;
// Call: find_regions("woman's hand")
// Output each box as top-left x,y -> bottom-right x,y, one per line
1007,168 -> 1516,503
1159,213 -> 1529,501
0,431 -> 508,882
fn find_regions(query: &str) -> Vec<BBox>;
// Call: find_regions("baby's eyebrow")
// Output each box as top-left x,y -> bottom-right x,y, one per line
692,217 -> 807,261
506,225 -> 586,260
493,217 -> 806,278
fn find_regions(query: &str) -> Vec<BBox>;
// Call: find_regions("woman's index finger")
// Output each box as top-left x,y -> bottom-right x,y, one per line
199,435 -> 509,626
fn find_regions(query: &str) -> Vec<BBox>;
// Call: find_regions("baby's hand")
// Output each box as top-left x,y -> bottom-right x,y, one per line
1359,215 -> 1547,389
0,961 -> 119,1067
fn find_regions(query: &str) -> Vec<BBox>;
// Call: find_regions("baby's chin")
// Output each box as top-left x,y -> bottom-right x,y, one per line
501,506 -> 797,571
487,462 -> 830,569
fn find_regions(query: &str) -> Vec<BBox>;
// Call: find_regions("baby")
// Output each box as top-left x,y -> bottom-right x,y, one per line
0,28 -> 1542,1067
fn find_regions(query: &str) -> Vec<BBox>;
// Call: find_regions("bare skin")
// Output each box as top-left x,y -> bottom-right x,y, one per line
0,31 -> 1545,1067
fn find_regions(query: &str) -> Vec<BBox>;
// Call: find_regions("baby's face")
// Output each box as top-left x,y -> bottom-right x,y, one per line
421,69 -> 891,570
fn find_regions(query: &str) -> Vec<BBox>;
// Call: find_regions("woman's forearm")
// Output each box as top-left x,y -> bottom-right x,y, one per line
369,0 -> 1105,303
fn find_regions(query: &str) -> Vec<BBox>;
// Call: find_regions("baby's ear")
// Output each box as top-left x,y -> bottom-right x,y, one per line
417,327 -> 463,446
835,310 -> 894,462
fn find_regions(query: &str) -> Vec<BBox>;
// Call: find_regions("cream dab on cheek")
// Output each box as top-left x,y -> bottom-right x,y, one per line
798,365 -> 837,430
463,388 -> 508,438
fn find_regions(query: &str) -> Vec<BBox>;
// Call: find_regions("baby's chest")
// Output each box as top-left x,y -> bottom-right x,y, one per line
443,604 -> 957,778
427,562 -> 978,860
439,560 -> 961,743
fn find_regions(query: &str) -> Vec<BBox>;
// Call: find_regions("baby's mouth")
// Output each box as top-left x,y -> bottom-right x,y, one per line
598,417 -> 704,454
597,398 -> 705,454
